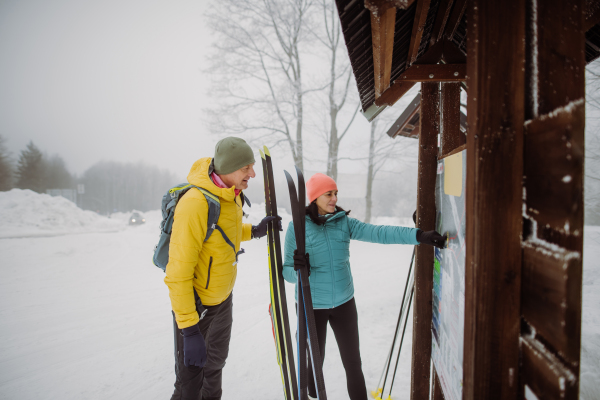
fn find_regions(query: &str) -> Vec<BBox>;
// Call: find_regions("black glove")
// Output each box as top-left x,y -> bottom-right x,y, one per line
182,324 -> 207,368
293,250 -> 311,276
412,210 -> 417,224
252,215 -> 282,239
416,229 -> 446,249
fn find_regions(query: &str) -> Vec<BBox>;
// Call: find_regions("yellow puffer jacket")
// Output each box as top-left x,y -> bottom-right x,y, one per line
164,157 -> 252,328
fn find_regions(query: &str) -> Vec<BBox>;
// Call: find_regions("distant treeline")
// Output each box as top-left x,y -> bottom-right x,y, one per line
0,135 -> 178,214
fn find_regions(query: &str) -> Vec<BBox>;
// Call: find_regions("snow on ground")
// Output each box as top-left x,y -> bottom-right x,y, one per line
0,190 -> 598,399
0,189 -> 124,238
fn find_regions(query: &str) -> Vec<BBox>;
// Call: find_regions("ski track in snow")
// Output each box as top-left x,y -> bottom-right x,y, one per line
0,200 -> 598,399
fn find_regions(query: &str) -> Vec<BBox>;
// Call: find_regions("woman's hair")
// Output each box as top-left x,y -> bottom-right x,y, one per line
305,201 -> 350,225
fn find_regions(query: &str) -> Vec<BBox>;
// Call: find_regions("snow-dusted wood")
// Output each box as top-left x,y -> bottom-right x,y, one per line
520,1 -> 585,397
441,82 -> 463,157
407,0 -> 432,66
521,334 -> 579,399
411,81 -> 439,400
521,240 -> 582,364
444,0 -> 467,40
463,1 -> 525,399
371,6 -> 397,98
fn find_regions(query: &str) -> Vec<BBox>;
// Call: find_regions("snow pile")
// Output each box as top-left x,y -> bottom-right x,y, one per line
0,189 -> 124,238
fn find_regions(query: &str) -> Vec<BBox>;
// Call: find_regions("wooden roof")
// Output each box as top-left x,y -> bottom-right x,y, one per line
335,0 -> 600,121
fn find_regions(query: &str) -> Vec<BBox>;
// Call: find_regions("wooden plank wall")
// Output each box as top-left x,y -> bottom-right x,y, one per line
411,81 -> 439,400
463,1 -> 525,400
520,0 -> 585,398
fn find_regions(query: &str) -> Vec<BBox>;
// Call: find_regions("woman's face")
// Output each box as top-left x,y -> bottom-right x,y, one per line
315,190 -> 338,215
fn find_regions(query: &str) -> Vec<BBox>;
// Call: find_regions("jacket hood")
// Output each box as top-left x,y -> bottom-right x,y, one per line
187,157 -> 237,202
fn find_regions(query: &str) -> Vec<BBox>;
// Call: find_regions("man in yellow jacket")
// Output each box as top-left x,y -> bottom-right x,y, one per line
165,137 -> 279,400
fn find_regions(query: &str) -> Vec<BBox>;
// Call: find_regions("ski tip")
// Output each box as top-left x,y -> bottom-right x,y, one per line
263,145 -> 271,157
259,149 -> 265,159
294,165 -> 304,178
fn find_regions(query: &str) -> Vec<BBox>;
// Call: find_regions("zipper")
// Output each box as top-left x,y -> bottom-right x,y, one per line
206,256 -> 213,289
323,224 -> 335,308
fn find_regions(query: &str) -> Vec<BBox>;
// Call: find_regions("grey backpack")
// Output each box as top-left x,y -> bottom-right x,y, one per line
153,183 -> 245,272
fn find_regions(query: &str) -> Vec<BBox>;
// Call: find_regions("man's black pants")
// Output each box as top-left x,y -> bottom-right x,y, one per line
171,294 -> 233,400
306,297 -> 367,400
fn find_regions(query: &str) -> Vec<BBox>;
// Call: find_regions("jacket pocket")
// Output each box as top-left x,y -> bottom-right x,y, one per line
206,256 -> 213,289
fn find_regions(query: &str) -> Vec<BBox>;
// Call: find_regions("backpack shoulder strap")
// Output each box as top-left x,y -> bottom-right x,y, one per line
194,186 -> 221,242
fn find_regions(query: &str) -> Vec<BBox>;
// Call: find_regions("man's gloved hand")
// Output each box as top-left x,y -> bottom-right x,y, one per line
417,229 -> 446,249
293,250 -> 311,276
412,210 -> 417,225
252,215 -> 283,239
182,324 -> 207,368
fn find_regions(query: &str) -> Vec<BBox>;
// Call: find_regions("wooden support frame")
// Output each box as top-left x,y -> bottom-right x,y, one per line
396,63 -> 466,82
432,366 -> 446,400
519,0 -> 585,398
440,82 -> 463,157
585,0 -> 600,31
463,0 -> 524,399
407,0 -> 432,66
411,81 -> 439,400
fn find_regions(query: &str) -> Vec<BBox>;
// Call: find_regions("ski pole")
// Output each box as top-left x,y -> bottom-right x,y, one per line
374,247 -> 416,399
386,285 -> 415,400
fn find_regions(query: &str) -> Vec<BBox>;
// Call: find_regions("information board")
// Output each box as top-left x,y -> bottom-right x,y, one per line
431,149 -> 466,400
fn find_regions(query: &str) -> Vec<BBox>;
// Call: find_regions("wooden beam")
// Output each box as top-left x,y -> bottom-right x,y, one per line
406,0 -> 432,66
524,101 -> 585,234
396,63 -> 465,82
432,367 -> 446,400
411,81 -> 438,400
429,0 -> 454,45
443,0 -> 467,40
440,82 -> 463,157
371,7 -> 397,98
521,335 -> 579,399
386,93 -> 421,137
365,0 -> 415,14
463,1 -> 524,400
521,240 -> 582,364
585,0 -> 600,31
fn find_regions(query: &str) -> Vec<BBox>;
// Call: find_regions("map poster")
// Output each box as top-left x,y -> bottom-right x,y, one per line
431,149 -> 466,400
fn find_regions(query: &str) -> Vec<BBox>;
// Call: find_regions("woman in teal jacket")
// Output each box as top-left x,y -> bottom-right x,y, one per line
282,173 -> 445,400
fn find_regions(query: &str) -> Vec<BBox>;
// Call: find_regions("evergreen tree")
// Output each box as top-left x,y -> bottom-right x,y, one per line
45,155 -> 73,189
0,135 -> 13,191
16,141 -> 45,193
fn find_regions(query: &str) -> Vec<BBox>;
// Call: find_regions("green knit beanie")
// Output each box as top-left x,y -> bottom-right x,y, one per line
213,137 -> 255,175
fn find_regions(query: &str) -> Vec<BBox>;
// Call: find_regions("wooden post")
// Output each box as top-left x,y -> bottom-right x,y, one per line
440,82 -> 463,157
520,0 -> 585,398
411,82 -> 439,400
463,1 -> 524,400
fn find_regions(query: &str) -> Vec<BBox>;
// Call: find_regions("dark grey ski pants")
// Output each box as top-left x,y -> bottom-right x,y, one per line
171,293 -> 233,400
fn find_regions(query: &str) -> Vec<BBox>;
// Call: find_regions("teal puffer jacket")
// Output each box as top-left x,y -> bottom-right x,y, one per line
282,211 -> 419,309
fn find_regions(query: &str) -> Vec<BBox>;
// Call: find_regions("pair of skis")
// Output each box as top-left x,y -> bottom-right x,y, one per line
260,146 -> 327,400
284,167 -> 327,400
371,248 -> 416,400
260,147 -> 298,400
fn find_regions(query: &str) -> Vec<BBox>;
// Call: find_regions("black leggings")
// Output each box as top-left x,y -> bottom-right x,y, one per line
306,297 -> 367,400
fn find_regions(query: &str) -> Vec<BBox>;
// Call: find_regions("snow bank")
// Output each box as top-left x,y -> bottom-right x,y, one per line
0,189 -> 124,238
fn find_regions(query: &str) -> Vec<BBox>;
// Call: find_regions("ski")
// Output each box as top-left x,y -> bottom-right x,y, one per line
260,147 -> 298,400
284,166 -> 327,400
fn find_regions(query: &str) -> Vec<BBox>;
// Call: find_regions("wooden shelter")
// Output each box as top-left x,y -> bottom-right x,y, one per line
334,0 -> 600,399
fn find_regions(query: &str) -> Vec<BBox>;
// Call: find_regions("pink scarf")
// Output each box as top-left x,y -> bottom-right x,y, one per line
211,172 -> 241,196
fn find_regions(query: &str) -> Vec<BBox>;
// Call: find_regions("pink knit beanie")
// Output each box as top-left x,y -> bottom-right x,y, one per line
306,173 -> 338,203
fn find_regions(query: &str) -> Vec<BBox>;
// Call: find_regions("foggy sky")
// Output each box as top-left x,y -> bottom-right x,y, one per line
0,0 -> 217,178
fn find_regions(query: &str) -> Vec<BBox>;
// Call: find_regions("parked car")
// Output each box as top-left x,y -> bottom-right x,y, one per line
129,212 -> 146,225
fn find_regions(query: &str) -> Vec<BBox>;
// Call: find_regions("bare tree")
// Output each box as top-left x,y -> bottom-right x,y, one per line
364,120 -> 417,223
315,0 -> 359,181
206,0 -> 313,171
